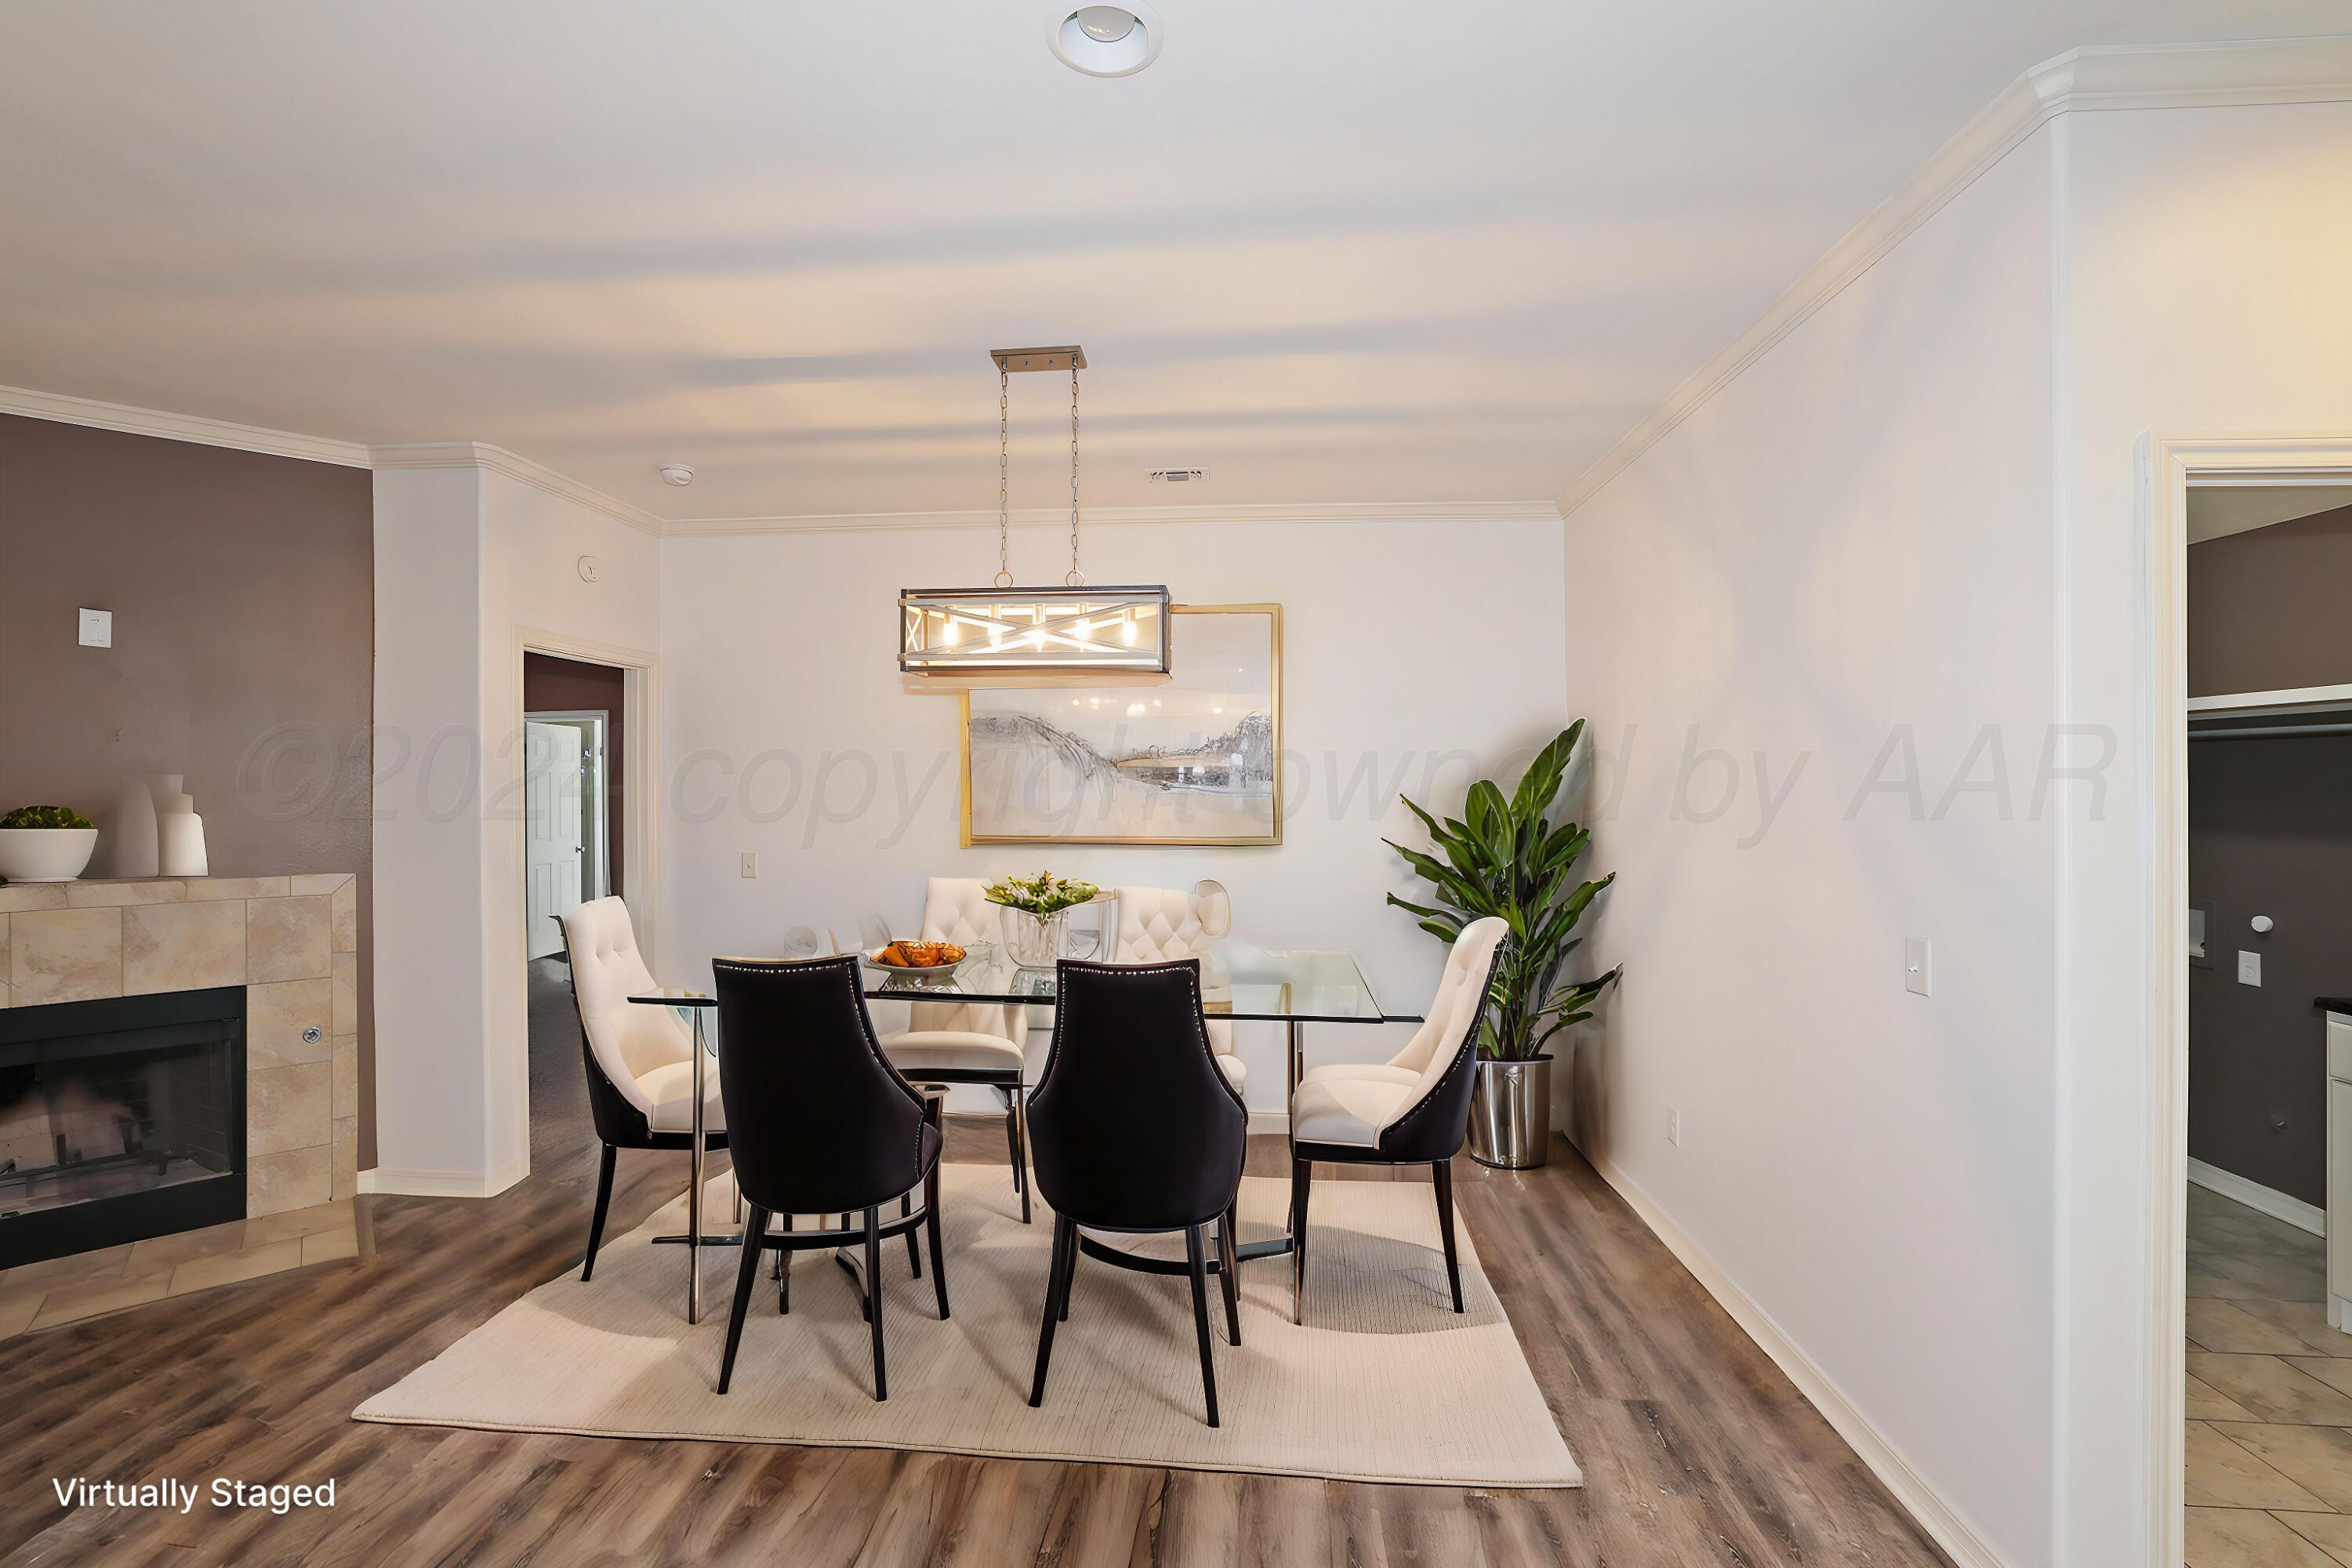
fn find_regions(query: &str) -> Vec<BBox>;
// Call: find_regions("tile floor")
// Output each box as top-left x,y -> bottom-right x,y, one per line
2187,1185 -> 2352,1565
0,1197 -> 362,1337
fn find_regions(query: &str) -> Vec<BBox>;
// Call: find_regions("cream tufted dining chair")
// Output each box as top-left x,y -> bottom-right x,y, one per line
876,877 -> 1035,1221
1286,916 -> 1508,1323
557,897 -> 728,1282
1112,885 -> 1247,1094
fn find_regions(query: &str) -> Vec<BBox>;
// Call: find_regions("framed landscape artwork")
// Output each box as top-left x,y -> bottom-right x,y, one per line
960,603 -> 1282,846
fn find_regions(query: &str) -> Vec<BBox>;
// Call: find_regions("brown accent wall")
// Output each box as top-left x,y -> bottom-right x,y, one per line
0,414 -> 378,1163
2188,503 -> 2352,697
2187,734 -> 2352,1207
522,653 -> 624,898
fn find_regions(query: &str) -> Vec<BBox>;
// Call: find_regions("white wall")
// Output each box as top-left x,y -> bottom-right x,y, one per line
2053,99 -> 2352,1563
477,470 -> 662,1181
656,516 -> 1570,1109
370,461 -> 660,1189
372,466 -> 488,1183
1564,129 -> 2061,1567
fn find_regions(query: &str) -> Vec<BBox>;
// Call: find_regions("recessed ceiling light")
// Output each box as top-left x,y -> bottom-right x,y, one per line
658,464 -> 695,487
1076,5 -> 1134,42
1049,2 -> 1162,77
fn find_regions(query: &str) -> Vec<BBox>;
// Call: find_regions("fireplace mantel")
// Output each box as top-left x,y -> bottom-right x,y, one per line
0,873 -> 358,1214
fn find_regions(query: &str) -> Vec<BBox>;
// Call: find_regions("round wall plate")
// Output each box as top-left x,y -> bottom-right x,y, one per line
576,554 -> 601,583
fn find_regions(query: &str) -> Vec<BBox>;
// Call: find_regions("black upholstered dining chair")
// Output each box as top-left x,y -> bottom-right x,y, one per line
1285,916 -> 1509,1324
1025,959 -> 1247,1427
709,954 -> 949,1402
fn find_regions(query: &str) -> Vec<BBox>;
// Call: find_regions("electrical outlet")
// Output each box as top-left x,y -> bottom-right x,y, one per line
1667,1107 -> 1682,1147
2238,949 -> 2262,986
739,851 -> 757,879
78,608 -> 112,648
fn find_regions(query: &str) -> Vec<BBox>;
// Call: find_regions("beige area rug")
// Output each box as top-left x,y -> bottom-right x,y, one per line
354,1165 -> 1580,1488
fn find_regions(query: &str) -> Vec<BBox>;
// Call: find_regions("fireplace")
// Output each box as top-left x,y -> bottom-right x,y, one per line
0,986 -> 246,1269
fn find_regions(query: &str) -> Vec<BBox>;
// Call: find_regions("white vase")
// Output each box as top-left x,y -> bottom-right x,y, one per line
149,774 -> 206,877
158,811 -> 208,877
103,776 -> 161,878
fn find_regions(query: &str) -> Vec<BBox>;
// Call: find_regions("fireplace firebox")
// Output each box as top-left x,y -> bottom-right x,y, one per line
0,986 -> 246,1269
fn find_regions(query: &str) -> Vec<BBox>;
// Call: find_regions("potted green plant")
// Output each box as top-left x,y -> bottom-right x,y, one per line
1386,723 -> 1620,1168
0,804 -> 100,884
984,870 -> 1102,969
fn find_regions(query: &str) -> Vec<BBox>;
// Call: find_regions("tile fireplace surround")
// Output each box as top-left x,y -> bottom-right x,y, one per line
0,873 -> 358,1216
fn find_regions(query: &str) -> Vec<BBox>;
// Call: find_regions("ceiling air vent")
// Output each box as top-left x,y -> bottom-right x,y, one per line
1149,468 -> 1209,484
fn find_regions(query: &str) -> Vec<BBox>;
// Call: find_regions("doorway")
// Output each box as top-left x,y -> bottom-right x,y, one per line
522,652 -> 627,953
2148,443 -> 2352,1566
2180,485 -> 2352,1563
520,647 -> 633,1167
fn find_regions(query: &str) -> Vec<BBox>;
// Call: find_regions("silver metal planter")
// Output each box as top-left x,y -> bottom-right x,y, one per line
1468,1056 -> 1552,1169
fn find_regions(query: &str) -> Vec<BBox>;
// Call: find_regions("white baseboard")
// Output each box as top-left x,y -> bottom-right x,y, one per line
358,1156 -> 527,1199
1576,1139 -> 2009,1568
1248,1110 -> 1290,1136
2187,1156 -> 2325,1236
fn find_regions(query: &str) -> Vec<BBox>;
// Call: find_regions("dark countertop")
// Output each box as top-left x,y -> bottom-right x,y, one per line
2319,998 -> 2352,1014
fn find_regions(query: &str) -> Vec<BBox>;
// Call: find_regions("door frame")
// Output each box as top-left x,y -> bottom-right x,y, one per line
2141,434 -> 2352,1566
510,628 -> 659,1175
523,708 -> 611,914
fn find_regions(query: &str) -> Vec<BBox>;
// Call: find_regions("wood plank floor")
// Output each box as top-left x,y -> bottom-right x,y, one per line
0,963 -> 1952,1566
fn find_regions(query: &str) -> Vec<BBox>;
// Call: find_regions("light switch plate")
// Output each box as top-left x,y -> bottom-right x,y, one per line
739,851 -> 757,879
2238,950 -> 2262,986
78,608 -> 112,647
1904,935 -> 1933,997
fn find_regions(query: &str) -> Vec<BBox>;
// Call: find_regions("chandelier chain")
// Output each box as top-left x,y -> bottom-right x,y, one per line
1067,364 -> 1083,586
995,365 -> 1012,589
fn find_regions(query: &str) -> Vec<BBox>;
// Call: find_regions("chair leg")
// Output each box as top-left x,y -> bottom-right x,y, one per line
717,1205 -> 768,1394
1058,1221 -> 1078,1321
581,1142 -> 618,1282
1009,1087 -> 1033,1225
777,1213 -> 791,1312
1218,1203 -> 1241,1345
1290,1156 -> 1313,1325
1029,1214 -> 1074,1407
902,1191 -> 921,1278
1185,1224 -> 1221,1428
863,1205 -> 888,1402
925,1160 -> 950,1319
1434,1159 -> 1464,1314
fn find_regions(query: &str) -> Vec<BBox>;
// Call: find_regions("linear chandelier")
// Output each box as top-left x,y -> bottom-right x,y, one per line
899,346 -> 1172,674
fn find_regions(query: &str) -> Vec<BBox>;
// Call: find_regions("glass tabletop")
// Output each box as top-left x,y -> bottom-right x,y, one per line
857,945 -> 1414,1024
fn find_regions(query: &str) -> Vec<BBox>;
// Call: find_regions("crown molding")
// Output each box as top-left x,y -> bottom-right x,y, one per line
663,499 -> 1561,535
0,382 -> 374,466
0,383 -> 1546,539
1555,35 -> 2352,521
368,441 -> 666,536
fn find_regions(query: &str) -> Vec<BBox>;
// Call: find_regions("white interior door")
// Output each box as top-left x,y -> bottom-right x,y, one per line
525,719 -> 587,958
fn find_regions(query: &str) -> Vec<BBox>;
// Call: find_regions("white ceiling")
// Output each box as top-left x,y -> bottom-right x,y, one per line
3,2 -> 2350,523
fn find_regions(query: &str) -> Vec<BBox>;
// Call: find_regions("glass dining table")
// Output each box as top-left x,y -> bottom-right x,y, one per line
630,945 -> 1419,1323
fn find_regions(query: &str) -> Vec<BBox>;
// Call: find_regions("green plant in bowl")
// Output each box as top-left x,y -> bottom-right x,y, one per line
1,804 -> 95,830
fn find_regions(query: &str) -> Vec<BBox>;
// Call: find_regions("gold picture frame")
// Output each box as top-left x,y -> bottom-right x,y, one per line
960,603 -> 1283,847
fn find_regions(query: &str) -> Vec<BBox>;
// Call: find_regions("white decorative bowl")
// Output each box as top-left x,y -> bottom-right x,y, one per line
0,826 -> 99,883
